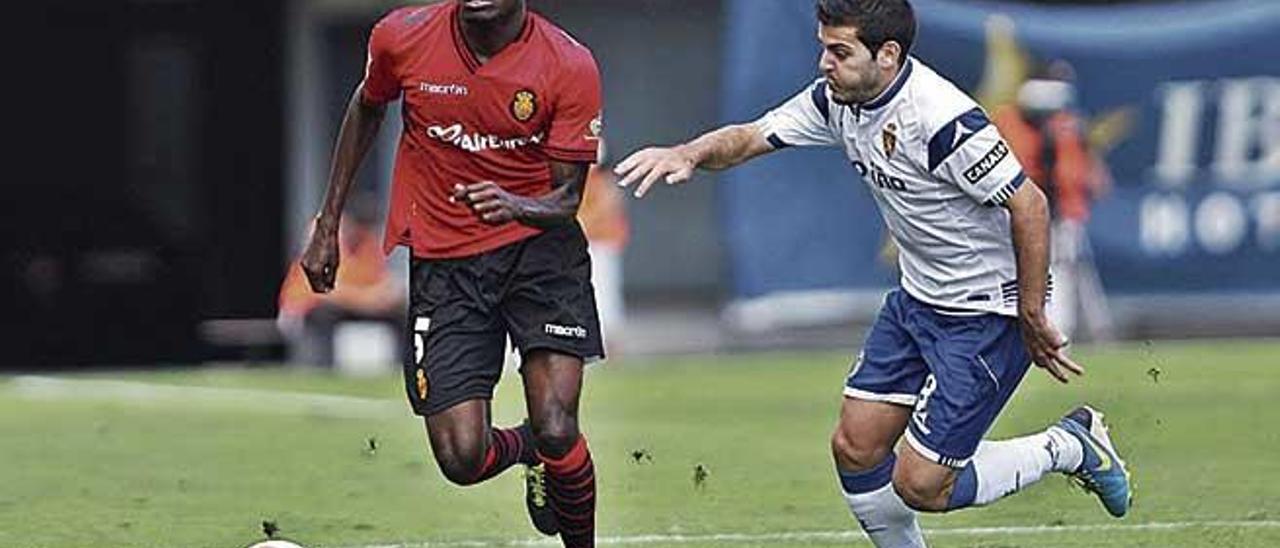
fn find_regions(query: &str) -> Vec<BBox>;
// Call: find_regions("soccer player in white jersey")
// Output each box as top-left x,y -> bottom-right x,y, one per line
614,1 -> 1131,546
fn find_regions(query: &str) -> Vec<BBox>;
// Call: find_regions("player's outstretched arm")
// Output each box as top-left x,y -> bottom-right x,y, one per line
614,123 -> 776,198
301,85 -> 387,293
1006,181 -> 1084,383
454,160 -> 590,229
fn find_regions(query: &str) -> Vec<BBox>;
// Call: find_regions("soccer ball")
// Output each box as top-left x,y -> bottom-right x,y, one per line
247,541 -> 306,548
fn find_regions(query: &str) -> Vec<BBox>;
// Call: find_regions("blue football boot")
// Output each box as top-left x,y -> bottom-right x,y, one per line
1057,406 -> 1132,517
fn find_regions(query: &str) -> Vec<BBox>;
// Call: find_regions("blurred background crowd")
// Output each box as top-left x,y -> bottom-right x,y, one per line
7,0 -> 1278,371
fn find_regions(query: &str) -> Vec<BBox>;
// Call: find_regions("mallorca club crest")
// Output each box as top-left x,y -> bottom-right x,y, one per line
416,368 -> 430,400
882,122 -> 898,158
511,89 -> 537,122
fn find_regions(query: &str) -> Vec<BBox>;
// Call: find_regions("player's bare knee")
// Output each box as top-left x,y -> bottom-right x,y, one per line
892,468 -> 948,512
830,426 -> 891,472
437,463 -> 476,486
531,414 -> 580,457
434,444 -> 487,486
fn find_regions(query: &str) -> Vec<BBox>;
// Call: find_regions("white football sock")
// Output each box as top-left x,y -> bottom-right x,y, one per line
838,454 -> 926,548
949,426 -> 1083,509
843,482 -> 927,548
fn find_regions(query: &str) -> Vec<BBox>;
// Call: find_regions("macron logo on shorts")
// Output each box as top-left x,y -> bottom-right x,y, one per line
544,323 -> 588,339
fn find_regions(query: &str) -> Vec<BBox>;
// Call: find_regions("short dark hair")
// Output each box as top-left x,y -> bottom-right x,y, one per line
816,0 -> 916,63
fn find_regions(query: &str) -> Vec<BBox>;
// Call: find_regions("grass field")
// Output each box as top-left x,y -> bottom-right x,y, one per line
2,340 -> 1279,547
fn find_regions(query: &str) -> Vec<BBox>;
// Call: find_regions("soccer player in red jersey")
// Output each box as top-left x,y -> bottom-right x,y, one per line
300,1 -> 603,545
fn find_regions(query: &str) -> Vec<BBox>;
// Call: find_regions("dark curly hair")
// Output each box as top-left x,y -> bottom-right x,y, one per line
816,0 -> 916,65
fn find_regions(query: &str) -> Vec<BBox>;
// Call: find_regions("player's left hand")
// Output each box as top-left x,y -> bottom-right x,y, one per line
1019,311 -> 1085,383
614,147 -> 696,198
454,182 -> 524,225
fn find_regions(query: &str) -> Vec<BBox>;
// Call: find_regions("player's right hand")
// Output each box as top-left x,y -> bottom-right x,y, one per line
614,147 -> 696,198
300,222 -> 340,294
1019,312 -> 1085,384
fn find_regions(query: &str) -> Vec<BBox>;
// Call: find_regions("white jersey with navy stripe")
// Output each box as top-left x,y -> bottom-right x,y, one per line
758,57 -> 1040,316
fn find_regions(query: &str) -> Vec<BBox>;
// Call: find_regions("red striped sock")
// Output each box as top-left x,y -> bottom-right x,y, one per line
538,436 -> 595,548
473,424 -> 536,483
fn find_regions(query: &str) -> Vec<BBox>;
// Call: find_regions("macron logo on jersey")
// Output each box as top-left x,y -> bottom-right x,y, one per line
426,123 -> 544,153
419,82 -> 469,96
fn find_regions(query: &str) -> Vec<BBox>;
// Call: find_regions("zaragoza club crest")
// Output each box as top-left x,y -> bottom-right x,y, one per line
882,122 -> 898,158
511,89 -> 537,122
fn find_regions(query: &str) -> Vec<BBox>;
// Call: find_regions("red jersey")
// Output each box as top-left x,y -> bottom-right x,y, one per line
362,3 -> 603,258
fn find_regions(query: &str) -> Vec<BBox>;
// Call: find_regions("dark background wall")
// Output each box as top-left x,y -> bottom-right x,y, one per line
7,1 -> 286,367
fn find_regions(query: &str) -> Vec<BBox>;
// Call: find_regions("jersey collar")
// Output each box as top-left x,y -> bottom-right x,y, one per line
450,4 -> 534,73
860,57 -> 914,112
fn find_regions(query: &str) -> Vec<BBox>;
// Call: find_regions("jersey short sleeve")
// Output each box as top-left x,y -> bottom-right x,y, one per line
542,54 -> 603,164
926,107 -> 1027,206
757,79 -> 840,148
360,15 -> 401,105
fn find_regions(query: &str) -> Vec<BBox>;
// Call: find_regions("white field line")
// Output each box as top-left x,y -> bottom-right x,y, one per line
325,520 -> 1280,547
5,375 -> 404,419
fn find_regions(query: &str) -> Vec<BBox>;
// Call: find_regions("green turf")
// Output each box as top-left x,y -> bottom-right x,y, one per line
2,340 -> 1279,547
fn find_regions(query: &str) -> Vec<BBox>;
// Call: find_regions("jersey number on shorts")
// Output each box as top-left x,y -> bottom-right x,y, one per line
413,317 -> 431,364
913,374 -> 937,435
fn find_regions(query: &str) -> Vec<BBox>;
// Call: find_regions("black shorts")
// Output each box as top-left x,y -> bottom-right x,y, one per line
403,222 -> 604,416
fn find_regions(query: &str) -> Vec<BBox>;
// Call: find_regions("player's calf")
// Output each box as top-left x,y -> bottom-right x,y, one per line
425,402 -> 538,487
432,424 -> 537,486
524,350 -> 596,546
473,423 -> 538,483
892,448 -> 955,512
537,435 -> 596,548
527,398 -> 593,544
531,420 -> 596,546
